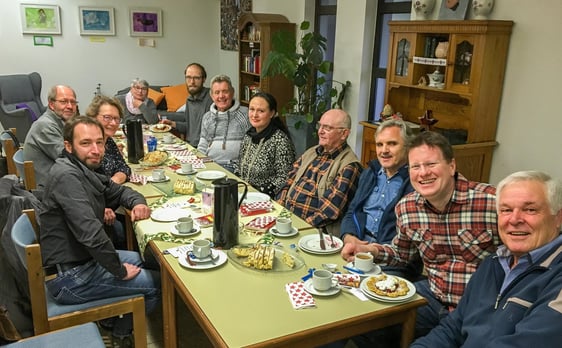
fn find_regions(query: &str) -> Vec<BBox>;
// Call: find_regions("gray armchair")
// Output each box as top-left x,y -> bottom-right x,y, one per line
0,72 -> 46,141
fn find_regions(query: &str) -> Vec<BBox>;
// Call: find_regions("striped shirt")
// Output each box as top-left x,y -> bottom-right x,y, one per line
374,173 -> 499,305
277,144 -> 362,228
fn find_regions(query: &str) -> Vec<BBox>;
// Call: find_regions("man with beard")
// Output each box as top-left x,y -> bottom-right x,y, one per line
163,62 -> 213,147
24,85 -> 78,188
40,116 -> 160,344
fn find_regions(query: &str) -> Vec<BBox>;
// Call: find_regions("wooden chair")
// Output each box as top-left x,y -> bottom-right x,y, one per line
12,149 -> 36,190
11,210 -> 147,348
4,322 -> 105,348
1,127 -> 18,175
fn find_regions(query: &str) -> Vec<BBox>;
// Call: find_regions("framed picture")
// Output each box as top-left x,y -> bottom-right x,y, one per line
33,35 -> 53,47
129,8 -> 162,37
79,7 -> 115,36
20,4 -> 61,35
438,0 -> 470,20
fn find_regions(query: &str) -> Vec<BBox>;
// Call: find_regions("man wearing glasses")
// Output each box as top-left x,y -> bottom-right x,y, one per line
162,63 -> 213,147
277,109 -> 362,237
351,131 -> 499,347
24,84 -> 78,189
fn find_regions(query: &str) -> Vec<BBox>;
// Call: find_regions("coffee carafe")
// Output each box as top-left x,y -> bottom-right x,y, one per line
123,119 -> 144,164
212,178 -> 247,249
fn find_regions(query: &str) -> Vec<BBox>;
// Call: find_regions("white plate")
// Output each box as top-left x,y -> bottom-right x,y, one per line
162,144 -> 187,151
151,208 -> 190,222
345,262 -> 382,277
195,170 -> 226,181
176,168 -> 197,175
269,227 -> 298,238
178,250 -> 227,270
359,275 -> 416,303
303,279 -> 341,296
170,225 -> 200,237
147,175 -> 170,183
149,124 -> 172,133
298,233 -> 343,254
242,191 -> 270,203
187,250 -> 220,264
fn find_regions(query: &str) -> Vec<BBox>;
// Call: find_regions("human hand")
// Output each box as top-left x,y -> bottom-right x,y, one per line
122,263 -> 141,280
162,119 -> 176,128
130,204 -> 151,221
132,98 -> 144,108
104,208 -> 116,225
340,235 -> 369,262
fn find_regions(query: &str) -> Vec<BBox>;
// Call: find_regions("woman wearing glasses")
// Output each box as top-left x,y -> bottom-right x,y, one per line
116,78 -> 159,124
237,92 -> 296,198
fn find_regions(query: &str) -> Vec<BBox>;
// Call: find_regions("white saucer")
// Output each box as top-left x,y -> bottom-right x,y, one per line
170,225 -> 200,237
269,227 -> 298,237
176,168 -> 197,175
178,249 -> 227,270
147,175 -> 170,183
345,262 -> 382,277
187,250 -> 219,263
303,279 -> 341,296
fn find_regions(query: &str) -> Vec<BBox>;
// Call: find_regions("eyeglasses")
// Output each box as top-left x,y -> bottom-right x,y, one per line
132,85 -> 148,91
54,99 -> 78,106
315,123 -> 347,132
409,161 -> 443,172
185,76 -> 203,81
100,115 -> 121,124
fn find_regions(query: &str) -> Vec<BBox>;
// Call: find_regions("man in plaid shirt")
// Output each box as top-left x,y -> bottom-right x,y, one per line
276,109 -> 362,237
350,131 -> 499,347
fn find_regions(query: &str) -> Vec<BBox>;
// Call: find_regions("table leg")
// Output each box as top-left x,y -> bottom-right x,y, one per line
400,308 -> 417,348
124,209 -> 136,251
161,265 -> 177,348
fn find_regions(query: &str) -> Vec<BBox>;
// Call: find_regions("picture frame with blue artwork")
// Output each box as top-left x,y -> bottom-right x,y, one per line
79,7 -> 115,36
129,8 -> 162,37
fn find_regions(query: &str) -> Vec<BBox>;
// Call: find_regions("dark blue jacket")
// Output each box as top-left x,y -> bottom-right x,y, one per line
340,160 -> 413,244
412,237 -> 562,348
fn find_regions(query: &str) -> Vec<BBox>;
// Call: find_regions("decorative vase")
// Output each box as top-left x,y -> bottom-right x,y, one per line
412,0 -> 436,20
434,41 -> 449,59
472,0 -> 494,20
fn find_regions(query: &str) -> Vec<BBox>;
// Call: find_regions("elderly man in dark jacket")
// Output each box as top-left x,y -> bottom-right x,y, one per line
40,116 -> 160,343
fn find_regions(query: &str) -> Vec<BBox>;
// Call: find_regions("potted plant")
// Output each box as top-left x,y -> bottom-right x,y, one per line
261,21 -> 351,155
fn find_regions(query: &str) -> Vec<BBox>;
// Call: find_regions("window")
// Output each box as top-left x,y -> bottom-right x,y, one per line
368,1 -> 412,122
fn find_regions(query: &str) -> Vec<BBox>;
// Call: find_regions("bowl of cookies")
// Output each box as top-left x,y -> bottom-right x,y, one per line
139,150 -> 168,167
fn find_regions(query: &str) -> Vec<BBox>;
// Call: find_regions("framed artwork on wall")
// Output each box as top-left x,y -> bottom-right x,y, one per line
79,7 -> 115,36
129,8 -> 162,37
220,0 -> 252,50
33,36 -> 53,47
20,4 -> 61,35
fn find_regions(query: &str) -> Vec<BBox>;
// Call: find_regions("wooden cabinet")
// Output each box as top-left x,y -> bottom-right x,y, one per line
362,20 -> 513,182
238,13 -> 294,109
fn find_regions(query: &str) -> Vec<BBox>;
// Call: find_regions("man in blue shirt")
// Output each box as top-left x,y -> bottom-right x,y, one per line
340,119 -> 421,278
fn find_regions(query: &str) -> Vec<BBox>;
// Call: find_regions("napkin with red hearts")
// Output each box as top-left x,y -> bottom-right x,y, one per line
240,201 -> 274,216
129,173 -> 148,185
285,282 -> 316,309
245,216 -> 276,230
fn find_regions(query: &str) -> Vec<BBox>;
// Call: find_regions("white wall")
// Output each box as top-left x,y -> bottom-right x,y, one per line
0,0 -> 221,103
2,0 -> 561,184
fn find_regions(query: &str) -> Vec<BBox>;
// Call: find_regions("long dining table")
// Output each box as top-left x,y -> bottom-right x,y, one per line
119,127 -> 427,348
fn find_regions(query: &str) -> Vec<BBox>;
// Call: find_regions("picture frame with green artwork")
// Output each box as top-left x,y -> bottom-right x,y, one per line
20,4 -> 62,35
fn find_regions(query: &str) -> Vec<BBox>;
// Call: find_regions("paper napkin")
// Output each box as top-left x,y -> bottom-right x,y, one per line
285,282 -> 316,309
129,173 -> 148,185
240,201 -> 274,216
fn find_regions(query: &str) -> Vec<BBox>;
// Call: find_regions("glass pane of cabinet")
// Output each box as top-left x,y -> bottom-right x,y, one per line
395,38 -> 410,77
453,40 -> 473,85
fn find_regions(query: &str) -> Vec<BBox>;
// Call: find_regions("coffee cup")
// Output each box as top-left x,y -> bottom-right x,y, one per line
152,169 -> 165,181
175,217 -> 193,234
181,162 -> 193,173
192,239 -> 211,259
312,269 -> 336,291
275,217 -> 292,234
354,252 -> 374,272
163,134 -> 173,143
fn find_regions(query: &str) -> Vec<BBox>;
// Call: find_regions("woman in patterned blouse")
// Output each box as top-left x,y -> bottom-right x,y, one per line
237,92 -> 296,197
85,95 -> 131,183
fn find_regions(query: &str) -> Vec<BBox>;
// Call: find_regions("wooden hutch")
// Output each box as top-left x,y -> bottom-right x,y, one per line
361,20 -> 513,182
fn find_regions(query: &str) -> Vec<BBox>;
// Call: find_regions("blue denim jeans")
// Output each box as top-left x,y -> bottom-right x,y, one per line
46,250 -> 160,336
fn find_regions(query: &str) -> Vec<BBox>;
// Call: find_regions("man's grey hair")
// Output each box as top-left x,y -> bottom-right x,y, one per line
210,74 -> 234,92
375,119 -> 415,144
496,171 -> 562,215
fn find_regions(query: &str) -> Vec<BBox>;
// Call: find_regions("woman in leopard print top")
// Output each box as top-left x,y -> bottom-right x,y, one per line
237,92 -> 295,198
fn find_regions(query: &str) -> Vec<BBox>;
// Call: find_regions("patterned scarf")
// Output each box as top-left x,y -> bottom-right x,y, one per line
125,91 -> 141,114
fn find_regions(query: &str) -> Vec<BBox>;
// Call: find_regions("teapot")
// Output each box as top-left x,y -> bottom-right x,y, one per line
212,178 -> 248,249
123,119 -> 144,164
427,68 -> 444,88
